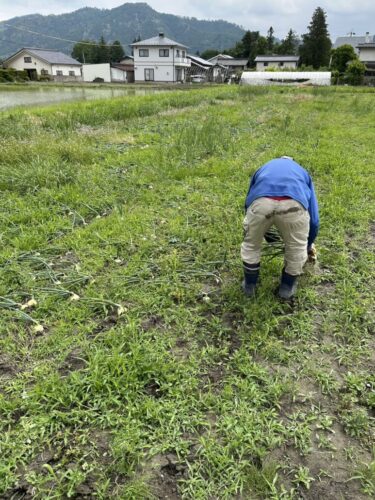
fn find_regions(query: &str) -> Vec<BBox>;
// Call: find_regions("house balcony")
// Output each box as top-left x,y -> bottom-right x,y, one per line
174,57 -> 190,67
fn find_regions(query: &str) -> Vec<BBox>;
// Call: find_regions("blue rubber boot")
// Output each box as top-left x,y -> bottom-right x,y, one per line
242,262 -> 260,297
278,269 -> 298,300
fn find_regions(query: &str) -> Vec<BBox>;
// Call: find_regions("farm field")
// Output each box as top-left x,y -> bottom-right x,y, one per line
0,85 -> 374,499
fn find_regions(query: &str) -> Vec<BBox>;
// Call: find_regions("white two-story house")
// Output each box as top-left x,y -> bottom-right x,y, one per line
131,33 -> 190,83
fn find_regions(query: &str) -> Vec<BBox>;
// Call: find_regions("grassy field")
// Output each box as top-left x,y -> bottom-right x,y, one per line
0,85 -> 374,499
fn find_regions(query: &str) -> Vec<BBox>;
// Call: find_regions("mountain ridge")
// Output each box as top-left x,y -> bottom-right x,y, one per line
0,2 -> 245,59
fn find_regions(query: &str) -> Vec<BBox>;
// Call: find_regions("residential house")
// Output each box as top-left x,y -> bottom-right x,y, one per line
255,55 -> 299,71
357,41 -> 375,75
334,33 -> 375,55
131,33 -> 190,83
187,54 -> 226,82
207,54 -> 248,73
3,48 -> 82,81
119,56 -> 134,65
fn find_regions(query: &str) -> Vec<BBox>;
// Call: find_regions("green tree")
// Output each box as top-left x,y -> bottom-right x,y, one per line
345,59 -> 365,85
201,49 -> 220,60
331,44 -> 357,73
110,40 -> 125,62
277,29 -> 299,55
256,36 -> 268,56
240,30 -> 262,65
95,36 -> 110,63
267,26 -> 275,53
299,7 -> 332,68
71,40 -> 97,63
226,40 -> 245,58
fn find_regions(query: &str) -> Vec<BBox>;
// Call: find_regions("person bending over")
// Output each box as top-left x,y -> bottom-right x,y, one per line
241,156 -> 319,299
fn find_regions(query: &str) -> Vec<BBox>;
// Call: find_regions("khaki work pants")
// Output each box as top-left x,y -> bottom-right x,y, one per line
241,197 -> 310,276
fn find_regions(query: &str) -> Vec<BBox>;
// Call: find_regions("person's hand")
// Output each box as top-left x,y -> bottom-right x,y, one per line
307,244 -> 317,263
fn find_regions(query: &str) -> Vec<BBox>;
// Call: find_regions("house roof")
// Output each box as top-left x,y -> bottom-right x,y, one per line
111,63 -> 134,72
131,34 -> 187,48
358,42 -> 375,48
215,58 -> 248,67
207,54 -> 234,61
4,47 -> 81,66
333,35 -> 375,53
188,55 -> 214,67
255,55 -> 300,62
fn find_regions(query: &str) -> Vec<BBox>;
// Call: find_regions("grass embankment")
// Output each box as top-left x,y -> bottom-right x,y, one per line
0,86 -> 374,498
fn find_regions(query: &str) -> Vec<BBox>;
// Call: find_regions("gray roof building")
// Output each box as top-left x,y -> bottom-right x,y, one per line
333,34 -> 375,54
131,33 -> 187,48
255,55 -> 299,62
208,55 -> 248,68
4,47 -> 81,66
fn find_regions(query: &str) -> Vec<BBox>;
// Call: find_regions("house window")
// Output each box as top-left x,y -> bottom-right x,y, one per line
56,70 -> 63,76
144,68 -> 154,81
182,50 -> 185,57
24,56 -> 32,63
159,49 -> 169,57
264,62 -> 268,67
280,62 -> 284,67
139,49 -> 149,57
176,49 -> 180,57
69,71 -> 75,76
41,69 -> 49,75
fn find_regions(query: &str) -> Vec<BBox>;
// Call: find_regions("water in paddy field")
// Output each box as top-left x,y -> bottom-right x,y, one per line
0,86 -> 162,111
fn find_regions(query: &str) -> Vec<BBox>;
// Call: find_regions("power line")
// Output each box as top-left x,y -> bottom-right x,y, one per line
2,23 -> 106,46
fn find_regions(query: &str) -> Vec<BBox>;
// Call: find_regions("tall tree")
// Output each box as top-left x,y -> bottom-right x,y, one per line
299,7 -> 332,68
277,29 -> 299,55
267,26 -> 275,53
240,30 -> 262,66
256,36 -> 268,56
95,36 -> 110,63
110,40 -> 125,62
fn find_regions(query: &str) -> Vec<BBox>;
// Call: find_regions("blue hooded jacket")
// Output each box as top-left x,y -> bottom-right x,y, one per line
245,157 -> 319,247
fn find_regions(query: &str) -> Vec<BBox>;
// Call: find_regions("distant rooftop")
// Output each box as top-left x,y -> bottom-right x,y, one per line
358,42 -> 375,48
207,54 -> 234,62
131,33 -> 187,48
255,55 -> 300,62
188,54 -> 214,67
333,34 -> 375,53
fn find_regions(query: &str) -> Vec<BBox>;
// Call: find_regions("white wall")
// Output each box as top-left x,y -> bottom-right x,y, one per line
256,61 -> 298,71
359,48 -> 375,62
4,52 -> 51,74
52,65 -> 81,76
82,64 -> 111,82
133,46 -> 190,82
110,67 -> 127,82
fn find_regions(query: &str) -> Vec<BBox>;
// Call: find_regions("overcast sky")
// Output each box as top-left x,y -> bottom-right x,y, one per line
0,0 -> 374,40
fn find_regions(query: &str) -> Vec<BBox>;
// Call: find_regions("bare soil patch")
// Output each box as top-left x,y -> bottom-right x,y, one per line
143,453 -> 187,499
0,355 -> 17,382
58,348 -> 86,376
